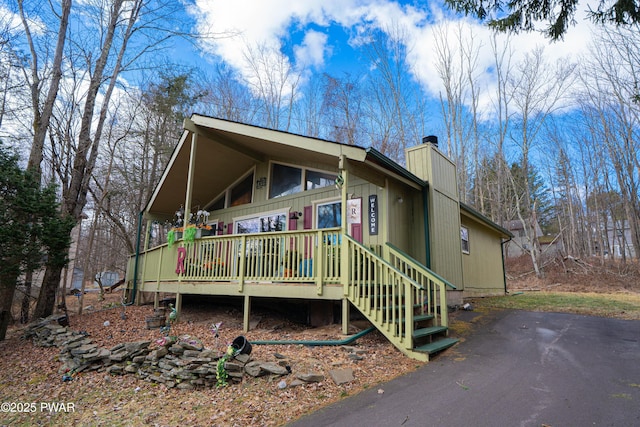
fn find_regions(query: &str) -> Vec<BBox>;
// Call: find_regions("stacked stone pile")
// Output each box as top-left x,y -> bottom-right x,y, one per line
21,314 -> 349,389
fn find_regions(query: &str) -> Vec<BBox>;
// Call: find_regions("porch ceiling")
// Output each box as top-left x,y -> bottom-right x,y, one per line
145,115 -> 368,219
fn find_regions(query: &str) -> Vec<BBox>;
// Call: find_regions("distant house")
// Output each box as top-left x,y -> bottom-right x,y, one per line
504,219 -> 563,259
125,115 -> 511,360
504,219 -> 543,258
605,219 -> 636,259
70,267 -> 84,291
94,271 -> 121,289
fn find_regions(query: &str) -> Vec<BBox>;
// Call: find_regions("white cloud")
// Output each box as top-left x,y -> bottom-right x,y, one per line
294,30 -> 329,69
0,4 -> 45,35
188,0 -> 599,117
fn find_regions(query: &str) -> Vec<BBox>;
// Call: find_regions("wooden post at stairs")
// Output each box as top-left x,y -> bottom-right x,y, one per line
342,298 -> 350,335
175,292 -> 182,322
243,295 -> 251,333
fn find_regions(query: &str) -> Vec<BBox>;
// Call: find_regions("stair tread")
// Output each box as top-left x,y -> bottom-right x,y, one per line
393,313 -> 434,323
414,313 -> 434,322
414,337 -> 459,354
412,325 -> 448,338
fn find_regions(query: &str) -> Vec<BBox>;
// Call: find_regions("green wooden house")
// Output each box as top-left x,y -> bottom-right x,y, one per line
124,114 -> 511,361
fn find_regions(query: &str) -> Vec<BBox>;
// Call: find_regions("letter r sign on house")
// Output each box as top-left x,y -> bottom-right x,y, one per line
176,247 -> 187,274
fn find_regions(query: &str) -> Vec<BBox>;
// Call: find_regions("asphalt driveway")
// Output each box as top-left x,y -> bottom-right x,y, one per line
287,310 -> 640,427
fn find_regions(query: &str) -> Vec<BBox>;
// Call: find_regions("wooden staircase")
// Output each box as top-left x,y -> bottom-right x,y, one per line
342,237 -> 458,361
411,314 -> 459,357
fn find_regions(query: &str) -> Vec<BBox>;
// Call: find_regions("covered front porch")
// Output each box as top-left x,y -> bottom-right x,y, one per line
125,227 -> 455,361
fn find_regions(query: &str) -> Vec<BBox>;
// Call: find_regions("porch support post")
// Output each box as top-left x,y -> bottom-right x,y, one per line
175,292 -> 182,321
339,155 -> 349,296
153,292 -> 159,309
382,178 -> 390,260
184,132 -> 198,225
243,294 -> 251,332
339,155 -> 348,236
143,219 -> 152,251
341,298 -> 350,335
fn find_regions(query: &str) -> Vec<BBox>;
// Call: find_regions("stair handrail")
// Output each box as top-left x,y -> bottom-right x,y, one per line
342,235 -> 427,356
385,242 -> 457,289
385,242 -> 455,328
343,235 -> 425,292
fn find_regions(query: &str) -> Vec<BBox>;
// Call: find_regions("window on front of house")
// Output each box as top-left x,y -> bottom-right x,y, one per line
270,163 -> 302,198
229,172 -> 254,207
461,226 -> 470,254
306,170 -> 337,191
234,211 -> 288,234
210,196 -> 225,212
269,162 -> 337,199
207,170 -> 254,211
316,200 -> 341,229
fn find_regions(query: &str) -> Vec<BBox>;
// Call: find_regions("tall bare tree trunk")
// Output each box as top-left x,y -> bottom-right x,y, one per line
20,0 -> 72,178
18,0 -> 72,322
34,0 -> 140,319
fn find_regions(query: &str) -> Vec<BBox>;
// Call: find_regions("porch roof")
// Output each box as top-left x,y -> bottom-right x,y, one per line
144,114 -> 422,218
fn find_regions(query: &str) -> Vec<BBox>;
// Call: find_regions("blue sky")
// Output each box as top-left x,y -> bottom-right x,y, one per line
178,0 -> 597,120
0,0 -> 601,147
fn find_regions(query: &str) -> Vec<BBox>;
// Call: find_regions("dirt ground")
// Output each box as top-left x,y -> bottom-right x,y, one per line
506,255 -> 640,294
1,257 -> 637,426
1,290 -> 420,427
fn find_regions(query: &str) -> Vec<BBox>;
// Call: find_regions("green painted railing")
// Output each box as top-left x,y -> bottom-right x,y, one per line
343,235 -> 427,355
126,228 -> 344,294
385,242 -> 455,328
125,229 -> 449,360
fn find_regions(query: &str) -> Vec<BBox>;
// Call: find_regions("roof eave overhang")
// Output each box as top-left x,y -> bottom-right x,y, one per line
365,147 -> 426,189
143,129 -> 190,216
460,202 -> 513,238
189,114 -> 368,163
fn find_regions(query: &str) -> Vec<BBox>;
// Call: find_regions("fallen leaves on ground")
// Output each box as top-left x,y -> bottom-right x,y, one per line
0,292 -> 421,427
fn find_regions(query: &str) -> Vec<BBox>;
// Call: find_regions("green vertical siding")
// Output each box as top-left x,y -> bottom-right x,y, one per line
429,191 -> 464,286
208,164 -> 387,250
406,143 -> 463,288
460,216 -> 506,296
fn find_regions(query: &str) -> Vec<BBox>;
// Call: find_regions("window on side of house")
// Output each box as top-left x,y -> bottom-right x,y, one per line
461,226 -> 470,254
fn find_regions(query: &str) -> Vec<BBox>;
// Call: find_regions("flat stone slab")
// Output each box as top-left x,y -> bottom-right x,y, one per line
71,344 -> 98,356
296,373 -> 325,383
289,379 -> 306,387
244,361 -> 289,377
329,368 -> 354,385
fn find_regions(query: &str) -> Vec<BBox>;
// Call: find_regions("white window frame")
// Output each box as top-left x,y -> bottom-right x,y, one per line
461,226 -> 470,254
313,197 -> 341,229
232,208 -> 290,234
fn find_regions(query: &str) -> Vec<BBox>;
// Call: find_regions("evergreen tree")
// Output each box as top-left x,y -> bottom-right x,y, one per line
0,143 -> 73,340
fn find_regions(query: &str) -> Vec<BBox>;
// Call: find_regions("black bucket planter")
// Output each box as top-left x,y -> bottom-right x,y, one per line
231,335 -> 252,355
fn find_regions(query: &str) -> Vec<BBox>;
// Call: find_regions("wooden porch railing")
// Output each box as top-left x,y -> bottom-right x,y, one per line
342,235 -> 427,354
126,229 -> 453,360
385,242 -> 456,328
127,228 -> 345,294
